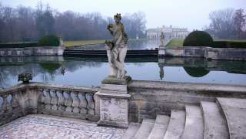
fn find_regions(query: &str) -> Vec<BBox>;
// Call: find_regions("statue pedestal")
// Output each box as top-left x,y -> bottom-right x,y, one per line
158,45 -> 166,57
96,76 -> 131,128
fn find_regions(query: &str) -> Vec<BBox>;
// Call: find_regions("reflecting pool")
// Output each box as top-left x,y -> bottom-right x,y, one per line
0,56 -> 246,89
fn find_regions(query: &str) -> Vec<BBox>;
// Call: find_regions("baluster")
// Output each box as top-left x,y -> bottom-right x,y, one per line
71,91 -> 80,113
40,89 -> 45,104
12,94 -> 19,109
44,89 -> 52,110
0,96 -> 3,114
86,92 -> 95,115
56,90 -> 65,111
38,89 -> 44,104
6,94 -> 13,111
63,91 -> 72,112
78,92 -> 87,114
2,95 -> 8,112
38,89 -> 44,102
50,89 -> 58,111
38,89 -> 46,109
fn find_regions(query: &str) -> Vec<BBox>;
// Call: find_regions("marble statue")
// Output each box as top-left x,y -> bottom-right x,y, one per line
105,13 -> 128,79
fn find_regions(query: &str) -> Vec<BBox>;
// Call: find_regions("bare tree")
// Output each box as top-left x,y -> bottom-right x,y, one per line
206,9 -> 236,39
16,6 -> 38,41
234,9 -> 246,39
36,4 -> 55,37
122,12 -> 146,38
0,2 -> 147,42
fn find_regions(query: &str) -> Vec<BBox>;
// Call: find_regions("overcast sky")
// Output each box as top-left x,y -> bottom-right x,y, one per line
1,0 -> 246,31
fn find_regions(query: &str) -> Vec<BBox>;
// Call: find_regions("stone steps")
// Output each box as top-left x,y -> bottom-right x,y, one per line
126,98 -> 246,139
163,110 -> 186,139
123,123 -> 141,139
134,119 -> 155,139
201,101 -> 229,139
217,97 -> 246,139
147,115 -> 170,139
181,105 -> 204,139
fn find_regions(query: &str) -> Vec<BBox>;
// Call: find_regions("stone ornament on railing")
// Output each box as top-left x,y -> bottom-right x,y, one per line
18,72 -> 32,84
38,88 -> 96,120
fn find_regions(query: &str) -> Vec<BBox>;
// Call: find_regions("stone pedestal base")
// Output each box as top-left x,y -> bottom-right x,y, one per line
96,77 -> 131,128
158,46 -> 166,57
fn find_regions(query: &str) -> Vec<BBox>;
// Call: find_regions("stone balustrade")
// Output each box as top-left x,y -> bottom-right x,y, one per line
0,83 -> 99,126
0,85 -> 27,125
37,85 -> 99,121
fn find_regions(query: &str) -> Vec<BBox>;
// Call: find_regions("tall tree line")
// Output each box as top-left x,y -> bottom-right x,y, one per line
0,3 -> 146,43
205,8 -> 246,39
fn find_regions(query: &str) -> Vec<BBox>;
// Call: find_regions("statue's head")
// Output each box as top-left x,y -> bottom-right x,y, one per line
114,13 -> 121,23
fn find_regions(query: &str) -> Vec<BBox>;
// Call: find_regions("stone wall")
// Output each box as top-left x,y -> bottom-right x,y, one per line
163,46 -> 246,60
165,46 -> 206,57
184,46 -> 206,57
205,47 -> 246,60
165,48 -> 184,57
0,46 -> 64,57
128,80 -> 246,122
163,47 -> 206,57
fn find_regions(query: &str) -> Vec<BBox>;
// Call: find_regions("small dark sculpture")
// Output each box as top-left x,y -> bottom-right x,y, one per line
18,72 -> 32,84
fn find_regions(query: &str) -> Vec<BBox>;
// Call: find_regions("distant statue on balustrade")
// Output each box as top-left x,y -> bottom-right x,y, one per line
160,32 -> 165,46
105,13 -> 128,79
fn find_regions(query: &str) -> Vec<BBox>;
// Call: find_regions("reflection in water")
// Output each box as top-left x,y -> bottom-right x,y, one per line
0,56 -> 246,89
183,67 -> 210,77
61,65 -> 66,75
158,63 -> 164,80
40,63 -> 61,74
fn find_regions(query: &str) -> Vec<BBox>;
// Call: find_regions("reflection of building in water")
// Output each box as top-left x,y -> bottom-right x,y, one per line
146,25 -> 189,40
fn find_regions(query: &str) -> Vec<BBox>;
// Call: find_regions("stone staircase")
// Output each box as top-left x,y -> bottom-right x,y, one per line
123,97 -> 246,139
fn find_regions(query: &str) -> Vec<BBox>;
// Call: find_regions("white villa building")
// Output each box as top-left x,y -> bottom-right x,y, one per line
146,25 -> 189,39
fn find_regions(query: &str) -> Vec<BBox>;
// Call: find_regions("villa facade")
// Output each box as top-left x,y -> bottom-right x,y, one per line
146,25 -> 189,39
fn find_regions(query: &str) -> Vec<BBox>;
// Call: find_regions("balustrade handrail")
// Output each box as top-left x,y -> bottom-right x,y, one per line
0,84 -> 26,95
129,80 -> 246,93
0,82 -> 99,97
10,82 -> 99,92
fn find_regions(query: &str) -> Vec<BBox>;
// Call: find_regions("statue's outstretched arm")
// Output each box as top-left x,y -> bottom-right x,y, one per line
107,24 -> 114,35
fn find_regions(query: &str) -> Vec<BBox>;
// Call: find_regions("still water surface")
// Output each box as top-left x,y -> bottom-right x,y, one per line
0,56 -> 245,89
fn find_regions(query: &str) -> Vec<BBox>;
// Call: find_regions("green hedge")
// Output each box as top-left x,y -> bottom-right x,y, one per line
183,31 -> 213,47
38,35 -> 60,46
212,41 -> 246,48
0,42 -> 38,48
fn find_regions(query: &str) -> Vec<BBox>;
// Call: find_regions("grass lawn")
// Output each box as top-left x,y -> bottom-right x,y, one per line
64,39 -> 147,47
64,39 -> 245,48
166,39 -> 184,48
64,40 -> 105,47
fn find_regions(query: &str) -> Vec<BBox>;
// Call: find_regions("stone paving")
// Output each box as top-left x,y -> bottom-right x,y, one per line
0,114 -> 126,139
